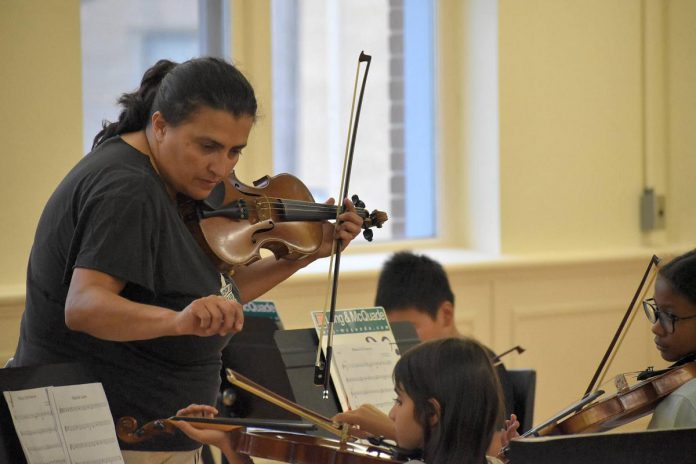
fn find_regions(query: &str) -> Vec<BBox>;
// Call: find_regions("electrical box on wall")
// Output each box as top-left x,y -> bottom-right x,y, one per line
640,188 -> 666,231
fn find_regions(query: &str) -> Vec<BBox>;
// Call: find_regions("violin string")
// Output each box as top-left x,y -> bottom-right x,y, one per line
253,201 -> 363,213
596,370 -> 643,390
249,199 -> 370,216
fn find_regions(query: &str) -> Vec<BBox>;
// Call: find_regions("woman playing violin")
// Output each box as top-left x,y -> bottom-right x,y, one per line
8,57 -> 363,464
645,249 -> 696,429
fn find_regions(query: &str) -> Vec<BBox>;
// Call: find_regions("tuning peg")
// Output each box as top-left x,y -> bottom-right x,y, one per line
362,229 -> 373,242
351,194 -> 365,209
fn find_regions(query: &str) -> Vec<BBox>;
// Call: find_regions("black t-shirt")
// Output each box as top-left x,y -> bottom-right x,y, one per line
13,137 -> 234,451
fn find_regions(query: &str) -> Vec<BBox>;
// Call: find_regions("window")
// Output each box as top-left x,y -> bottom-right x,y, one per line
80,0 -> 228,154
271,0 -> 436,241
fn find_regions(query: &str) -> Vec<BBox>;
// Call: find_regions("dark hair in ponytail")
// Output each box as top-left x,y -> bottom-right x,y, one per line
92,57 -> 257,149
393,337 -> 502,464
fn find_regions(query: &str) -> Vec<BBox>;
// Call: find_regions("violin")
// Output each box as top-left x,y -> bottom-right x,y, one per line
515,256 -> 696,439
178,171 -> 388,271
117,416 -> 402,464
530,360 -> 696,436
117,368 -> 408,464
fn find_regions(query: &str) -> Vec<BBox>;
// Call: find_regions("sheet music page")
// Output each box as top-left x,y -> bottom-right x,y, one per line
4,383 -> 124,464
49,383 -> 124,464
332,343 -> 398,413
3,387 -> 69,464
312,307 -> 400,414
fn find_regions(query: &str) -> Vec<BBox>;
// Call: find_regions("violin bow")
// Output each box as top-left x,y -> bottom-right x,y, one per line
116,415 -> 314,444
313,52 -> 373,398
226,368 -> 346,438
583,255 -> 661,397
491,345 -> 525,367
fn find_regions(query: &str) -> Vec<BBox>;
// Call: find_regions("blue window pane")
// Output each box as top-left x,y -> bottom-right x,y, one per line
271,0 -> 436,241
404,0 -> 435,238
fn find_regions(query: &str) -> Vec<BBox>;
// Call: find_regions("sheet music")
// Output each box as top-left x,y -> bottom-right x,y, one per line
312,307 -> 400,414
4,387 -> 68,464
333,343 -> 398,413
3,383 -> 124,464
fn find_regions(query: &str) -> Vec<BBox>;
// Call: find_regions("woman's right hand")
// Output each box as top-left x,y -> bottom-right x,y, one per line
175,295 -> 244,337
332,404 -> 396,440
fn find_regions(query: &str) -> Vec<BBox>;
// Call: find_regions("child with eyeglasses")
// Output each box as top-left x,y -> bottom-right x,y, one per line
644,249 -> 696,429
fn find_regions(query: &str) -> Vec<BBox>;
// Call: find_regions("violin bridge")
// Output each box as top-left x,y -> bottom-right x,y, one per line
614,373 -> 630,393
256,197 -> 272,221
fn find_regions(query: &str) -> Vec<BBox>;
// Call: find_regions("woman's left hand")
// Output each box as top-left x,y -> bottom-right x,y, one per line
314,197 -> 363,258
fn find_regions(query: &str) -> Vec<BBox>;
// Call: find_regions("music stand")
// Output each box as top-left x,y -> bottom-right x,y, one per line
221,317 -> 299,420
0,362 -> 97,464
273,320 -> 420,432
506,426 -> 696,464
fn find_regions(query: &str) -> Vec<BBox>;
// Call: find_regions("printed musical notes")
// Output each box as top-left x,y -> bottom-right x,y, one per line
3,383 -> 124,464
333,343 -> 399,413
312,307 -> 400,414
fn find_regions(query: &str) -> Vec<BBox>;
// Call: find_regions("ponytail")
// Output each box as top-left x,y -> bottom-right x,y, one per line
92,59 -> 176,149
91,57 -> 257,150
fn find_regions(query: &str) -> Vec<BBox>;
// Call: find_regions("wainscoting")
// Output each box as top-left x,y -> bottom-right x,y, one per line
0,249 -> 673,431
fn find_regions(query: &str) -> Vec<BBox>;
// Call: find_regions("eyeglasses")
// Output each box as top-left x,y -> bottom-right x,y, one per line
642,298 -> 696,334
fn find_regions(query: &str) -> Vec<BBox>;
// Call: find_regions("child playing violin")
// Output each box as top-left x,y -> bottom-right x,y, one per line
334,337 -> 509,464
174,337 -> 513,464
645,249 -> 696,429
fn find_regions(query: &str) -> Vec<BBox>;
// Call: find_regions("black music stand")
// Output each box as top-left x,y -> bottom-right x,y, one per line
506,426 -> 696,464
273,320 -> 420,430
0,362 -> 97,464
221,317 -> 298,420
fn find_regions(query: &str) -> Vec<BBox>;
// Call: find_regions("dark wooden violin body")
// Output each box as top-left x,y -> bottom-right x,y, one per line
116,416 -> 403,464
230,429 -> 402,464
178,171 -> 387,271
537,361 -> 696,435
509,256 -> 696,445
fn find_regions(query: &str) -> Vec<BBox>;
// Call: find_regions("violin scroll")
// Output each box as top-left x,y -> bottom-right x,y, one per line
351,194 -> 387,242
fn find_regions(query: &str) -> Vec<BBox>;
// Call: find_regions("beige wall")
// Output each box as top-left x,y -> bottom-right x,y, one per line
499,0 -> 643,253
0,0 -> 82,362
497,0 -> 695,254
666,0 -> 696,245
230,0 -> 274,183
1,0 -> 695,431
0,0 -> 83,285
